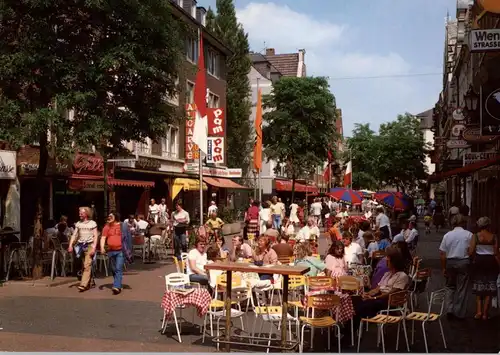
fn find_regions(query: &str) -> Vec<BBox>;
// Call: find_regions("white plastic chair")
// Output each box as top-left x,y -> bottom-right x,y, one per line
405,288 -> 447,353
202,286 -> 250,350
160,273 -> 199,343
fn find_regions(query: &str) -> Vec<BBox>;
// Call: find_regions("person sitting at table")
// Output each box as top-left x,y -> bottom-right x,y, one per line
206,244 -> 223,289
352,246 -> 409,334
215,235 -> 229,259
253,235 -> 278,281
325,240 -> 348,277
293,242 -> 328,277
296,217 -> 320,243
264,221 -> 280,243
229,235 -> 253,261
356,220 -> 370,250
343,231 -> 364,266
205,211 -> 224,244
272,234 -> 294,259
281,217 -> 295,236
186,237 -> 209,286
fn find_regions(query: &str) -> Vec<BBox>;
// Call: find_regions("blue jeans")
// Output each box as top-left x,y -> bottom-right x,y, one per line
107,250 -> 124,289
189,273 -> 209,285
174,229 -> 187,260
272,214 -> 281,229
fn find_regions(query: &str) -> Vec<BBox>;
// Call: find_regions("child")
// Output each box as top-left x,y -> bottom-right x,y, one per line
424,212 -> 432,234
324,241 -> 348,277
366,231 -> 381,257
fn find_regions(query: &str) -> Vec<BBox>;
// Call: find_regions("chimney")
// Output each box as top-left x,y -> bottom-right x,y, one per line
266,48 -> 275,56
196,6 -> 207,26
191,0 -> 197,18
297,49 -> 306,77
182,0 -> 191,13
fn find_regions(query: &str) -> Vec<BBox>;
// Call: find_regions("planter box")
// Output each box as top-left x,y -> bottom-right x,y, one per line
222,222 -> 242,236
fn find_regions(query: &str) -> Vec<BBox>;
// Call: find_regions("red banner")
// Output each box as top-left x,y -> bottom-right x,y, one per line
208,108 -> 225,137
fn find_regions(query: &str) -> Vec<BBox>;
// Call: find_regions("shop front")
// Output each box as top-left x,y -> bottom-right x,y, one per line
274,179 -> 319,201
0,150 -> 19,231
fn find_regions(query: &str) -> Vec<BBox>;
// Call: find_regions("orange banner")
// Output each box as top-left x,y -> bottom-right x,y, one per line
253,89 -> 263,171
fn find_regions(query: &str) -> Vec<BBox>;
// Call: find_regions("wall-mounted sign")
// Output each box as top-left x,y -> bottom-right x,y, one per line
208,108 -> 225,137
462,126 -> 499,142
68,179 -> 104,191
469,29 -> 500,53
446,139 -> 470,149
73,154 -> 104,175
463,151 -> 497,166
135,158 -> 161,171
185,104 -> 200,163
451,123 -> 466,137
0,150 -> 16,180
485,87 -> 500,121
206,137 -> 225,164
452,108 -> 466,121
184,164 -> 242,178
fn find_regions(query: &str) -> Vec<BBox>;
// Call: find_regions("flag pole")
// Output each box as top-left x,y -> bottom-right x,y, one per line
257,78 -> 262,203
199,151 -> 204,225
349,148 -> 353,189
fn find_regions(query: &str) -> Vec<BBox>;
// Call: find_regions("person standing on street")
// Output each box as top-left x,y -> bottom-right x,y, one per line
439,214 -> 472,319
100,212 -> 132,295
270,196 -> 282,230
310,198 -> 323,227
172,201 -> 190,260
68,207 -> 99,292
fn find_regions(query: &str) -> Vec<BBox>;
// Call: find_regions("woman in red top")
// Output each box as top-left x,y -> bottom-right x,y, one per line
245,200 -> 260,239
100,211 -> 126,295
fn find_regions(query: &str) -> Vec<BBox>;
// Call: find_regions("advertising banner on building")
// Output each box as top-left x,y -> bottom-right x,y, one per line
185,103 -> 200,163
206,137 -> 225,164
207,108 -> 225,137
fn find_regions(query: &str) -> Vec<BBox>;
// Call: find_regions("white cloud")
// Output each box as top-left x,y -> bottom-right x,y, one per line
237,2 -> 346,51
237,2 -> 438,135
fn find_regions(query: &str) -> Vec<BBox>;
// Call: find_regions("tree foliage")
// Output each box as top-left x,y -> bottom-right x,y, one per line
0,0 -> 186,277
263,76 -> 337,199
345,113 -> 429,192
207,0 -> 252,177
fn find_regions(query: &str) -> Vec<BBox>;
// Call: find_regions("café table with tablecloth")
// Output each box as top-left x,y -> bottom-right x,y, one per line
161,288 -> 212,318
303,287 -> 355,323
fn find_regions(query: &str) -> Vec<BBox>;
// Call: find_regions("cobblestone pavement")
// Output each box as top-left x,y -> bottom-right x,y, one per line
0,225 -> 498,352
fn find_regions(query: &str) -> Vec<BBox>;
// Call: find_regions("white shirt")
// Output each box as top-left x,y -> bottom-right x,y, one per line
172,209 -> 190,226
290,203 -> 298,215
310,202 -> 322,216
149,204 -> 159,214
376,213 -> 392,237
297,225 -> 320,242
356,230 -> 366,249
186,248 -> 208,275
345,242 -> 364,266
276,202 -> 286,216
208,205 -> 218,215
439,227 -> 472,259
136,220 -> 149,234
405,228 -> 418,243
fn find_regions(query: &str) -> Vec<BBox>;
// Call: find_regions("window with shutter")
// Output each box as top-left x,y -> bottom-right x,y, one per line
151,141 -> 162,156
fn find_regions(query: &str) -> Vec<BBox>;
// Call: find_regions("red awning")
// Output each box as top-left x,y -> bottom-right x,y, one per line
275,180 -> 318,193
108,178 -> 155,188
203,177 -> 247,189
428,155 -> 500,182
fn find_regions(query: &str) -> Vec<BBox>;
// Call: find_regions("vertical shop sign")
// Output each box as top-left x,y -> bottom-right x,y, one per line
185,104 -> 200,163
206,137 -> 225,164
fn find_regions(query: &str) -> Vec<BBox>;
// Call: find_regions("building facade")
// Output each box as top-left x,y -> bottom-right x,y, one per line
248,48 -> 318,198
429,0 -> 500,231
14,0 -> 242,235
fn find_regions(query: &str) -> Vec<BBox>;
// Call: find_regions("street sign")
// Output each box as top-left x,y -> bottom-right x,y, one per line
446,139 -> 470,149
469,29 -> 500,52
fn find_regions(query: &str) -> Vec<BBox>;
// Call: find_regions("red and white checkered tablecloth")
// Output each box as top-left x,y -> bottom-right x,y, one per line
304,288 -> 355,324
161,288 -> 212,318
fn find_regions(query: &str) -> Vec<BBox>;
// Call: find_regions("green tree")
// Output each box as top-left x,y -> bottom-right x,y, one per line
0,0 -> 185,278
263,76 -> 337,200
377,113 -> 430,192
345,114 -> 429,192
209,0 -> 253,177
344,123 -> 380,190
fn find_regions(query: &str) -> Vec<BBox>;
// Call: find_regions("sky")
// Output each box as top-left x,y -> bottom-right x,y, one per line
200,0 -> 458,137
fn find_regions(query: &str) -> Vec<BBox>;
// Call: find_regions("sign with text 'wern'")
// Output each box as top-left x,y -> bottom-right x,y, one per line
469,29 -> 500,52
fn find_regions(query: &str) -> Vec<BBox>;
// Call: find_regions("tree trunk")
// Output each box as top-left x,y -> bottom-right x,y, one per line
291,175 -> 296,204
32,132 -> 49,280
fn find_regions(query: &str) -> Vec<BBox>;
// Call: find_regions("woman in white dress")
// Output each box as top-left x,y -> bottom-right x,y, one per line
289,201 -> 299,224
259,201 -> 271,235
148,198 -> 159,223
158,198 -> 169,224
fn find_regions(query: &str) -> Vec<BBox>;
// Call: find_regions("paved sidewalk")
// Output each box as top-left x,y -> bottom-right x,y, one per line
0,226 -> 498,352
